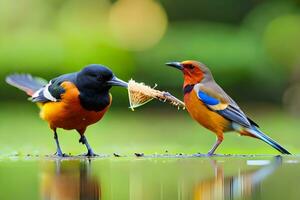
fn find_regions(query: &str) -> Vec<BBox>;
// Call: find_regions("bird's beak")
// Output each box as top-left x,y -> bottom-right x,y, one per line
165,62 -> 183,70
107,76 -> 128,88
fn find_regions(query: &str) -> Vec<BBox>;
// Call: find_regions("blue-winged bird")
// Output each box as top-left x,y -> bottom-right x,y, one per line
6,64 -> 128,157
166,60 -> 290,155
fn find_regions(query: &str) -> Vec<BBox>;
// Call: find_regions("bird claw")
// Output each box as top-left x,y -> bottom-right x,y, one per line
54,151 -> 69,157
80,151 -> 98,157
206,152 -> 224,156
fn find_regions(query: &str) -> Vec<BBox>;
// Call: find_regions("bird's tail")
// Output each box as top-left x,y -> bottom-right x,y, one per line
246,126 -> 291,155
5,74 -> 47,96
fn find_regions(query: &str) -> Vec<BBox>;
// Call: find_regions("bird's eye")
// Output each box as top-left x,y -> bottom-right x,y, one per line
187,64 -> 194,69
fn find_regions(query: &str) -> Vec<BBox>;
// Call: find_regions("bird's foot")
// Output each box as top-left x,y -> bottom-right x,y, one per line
206,151 -> 215,156
80,150 -> 98,157
54,151 -> 69,157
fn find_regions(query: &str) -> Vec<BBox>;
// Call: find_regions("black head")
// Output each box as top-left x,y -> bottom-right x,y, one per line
77,64 -> 128,91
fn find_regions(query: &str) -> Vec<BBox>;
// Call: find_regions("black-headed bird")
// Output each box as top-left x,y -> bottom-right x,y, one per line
6,64 -> 128,157
166,60 -> 290,155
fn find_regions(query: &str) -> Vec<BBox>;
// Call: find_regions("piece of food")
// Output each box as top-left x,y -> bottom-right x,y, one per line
127,79 -> 185,110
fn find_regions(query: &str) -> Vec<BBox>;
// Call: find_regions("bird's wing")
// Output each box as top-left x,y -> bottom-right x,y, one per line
5,74 -> 48,96
31,73 -> 77,103
194,84 -> 252,128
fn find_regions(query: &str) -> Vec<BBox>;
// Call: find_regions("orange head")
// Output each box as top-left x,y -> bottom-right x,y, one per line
166,60 -> 211,88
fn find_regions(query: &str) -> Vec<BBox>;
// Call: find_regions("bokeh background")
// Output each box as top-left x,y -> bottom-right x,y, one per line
1,0 -> 300,155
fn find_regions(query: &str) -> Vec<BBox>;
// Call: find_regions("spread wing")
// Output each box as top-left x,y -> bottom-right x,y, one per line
31,73 -> 77,103
195,84 -> 258,128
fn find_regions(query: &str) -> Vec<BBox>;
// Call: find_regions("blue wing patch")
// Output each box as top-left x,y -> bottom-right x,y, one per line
198,90 -> 220,105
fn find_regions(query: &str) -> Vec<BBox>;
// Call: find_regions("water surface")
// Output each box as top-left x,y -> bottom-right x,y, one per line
0,156 -> 299,200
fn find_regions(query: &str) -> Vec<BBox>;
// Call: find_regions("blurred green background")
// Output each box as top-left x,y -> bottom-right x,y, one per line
1,0 -> 300,155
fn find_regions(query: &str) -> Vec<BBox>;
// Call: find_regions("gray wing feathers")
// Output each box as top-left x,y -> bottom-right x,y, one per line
5,74 -> 47,95
203,79 -> 253,128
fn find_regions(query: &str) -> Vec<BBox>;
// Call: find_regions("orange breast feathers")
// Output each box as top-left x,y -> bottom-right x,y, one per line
184,90 -> 230,135
39,81 -> 112,131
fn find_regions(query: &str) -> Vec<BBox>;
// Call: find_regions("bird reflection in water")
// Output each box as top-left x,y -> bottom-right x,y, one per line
40,159 -> 100,200
194,156 -> 282,200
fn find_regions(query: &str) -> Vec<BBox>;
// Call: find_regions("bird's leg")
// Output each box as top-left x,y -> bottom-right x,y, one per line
78,132 -> 98,157
207,136 -> 223,156
53,129 -> 64,157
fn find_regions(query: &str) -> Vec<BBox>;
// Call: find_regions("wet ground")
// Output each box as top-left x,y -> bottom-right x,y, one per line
1,155 -> 300,200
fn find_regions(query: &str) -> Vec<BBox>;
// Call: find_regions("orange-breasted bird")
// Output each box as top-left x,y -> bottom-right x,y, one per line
6,64 -> 128,157
166,60 -> 290,155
